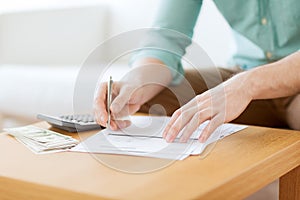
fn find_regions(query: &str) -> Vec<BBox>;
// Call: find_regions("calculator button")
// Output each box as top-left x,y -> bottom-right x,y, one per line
82,117 -> 88,123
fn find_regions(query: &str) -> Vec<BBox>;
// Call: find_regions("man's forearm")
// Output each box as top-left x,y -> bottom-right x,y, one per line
246,51 -> 300,100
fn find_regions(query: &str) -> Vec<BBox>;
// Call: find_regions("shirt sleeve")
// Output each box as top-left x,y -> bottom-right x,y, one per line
130,0 -> 203,85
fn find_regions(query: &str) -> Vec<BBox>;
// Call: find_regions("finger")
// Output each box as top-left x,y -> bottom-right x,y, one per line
198,117 -> 222,143
115,120 -> 132,129
93,109 -> 107,127
94,82 -> 107,100
108,119 -> 131,131
163,106 -> 199,142
112,104 -> 141,120
109,120 -> 118,130
179,109 -> 211,143
110,85 -> 133,114
162,96 -> 211,139
162,109 -> 181,139
94,106 -> 108,127
94,82 -> 108,126
162,102 -> 200,139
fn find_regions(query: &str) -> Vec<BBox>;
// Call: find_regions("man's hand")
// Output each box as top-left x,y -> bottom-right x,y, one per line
162,72 -> 253,143
93,80 -> 142,130
93,58 -> 172,130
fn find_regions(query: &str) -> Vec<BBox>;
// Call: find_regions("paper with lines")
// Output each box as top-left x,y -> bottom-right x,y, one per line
71,116 -> 247,160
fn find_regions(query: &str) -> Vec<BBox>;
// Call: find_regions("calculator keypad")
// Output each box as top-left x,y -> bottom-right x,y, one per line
60,114 -> 95,124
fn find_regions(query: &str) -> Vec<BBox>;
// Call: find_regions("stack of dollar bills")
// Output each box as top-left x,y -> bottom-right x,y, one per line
5,125 -> 79,154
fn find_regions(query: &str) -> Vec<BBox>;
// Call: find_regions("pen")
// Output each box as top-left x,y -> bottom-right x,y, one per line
107,76 -> 113,129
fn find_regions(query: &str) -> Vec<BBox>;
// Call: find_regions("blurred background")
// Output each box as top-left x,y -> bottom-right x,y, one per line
0,0 -> 234,129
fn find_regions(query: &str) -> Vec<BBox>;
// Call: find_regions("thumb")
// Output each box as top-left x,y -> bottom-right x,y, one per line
110,86 -> 133,114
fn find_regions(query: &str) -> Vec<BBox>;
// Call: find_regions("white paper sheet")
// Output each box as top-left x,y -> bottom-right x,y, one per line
71,116 -> 247,160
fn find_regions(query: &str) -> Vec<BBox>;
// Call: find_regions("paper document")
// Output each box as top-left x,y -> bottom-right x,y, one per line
71,116 -> 247,160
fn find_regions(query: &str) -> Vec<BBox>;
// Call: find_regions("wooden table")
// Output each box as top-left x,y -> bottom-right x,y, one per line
0,122 -> 299,200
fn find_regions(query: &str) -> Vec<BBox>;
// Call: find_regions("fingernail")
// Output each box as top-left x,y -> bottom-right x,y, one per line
111,124 -> 117,131
199,136 -> 205,143
166,134 -> 172,143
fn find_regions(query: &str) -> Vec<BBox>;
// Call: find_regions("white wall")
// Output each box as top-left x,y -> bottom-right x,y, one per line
0,6 -> 108,66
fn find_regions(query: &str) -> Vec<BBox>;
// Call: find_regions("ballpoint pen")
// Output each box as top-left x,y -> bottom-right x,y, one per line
107,76 -> 113,129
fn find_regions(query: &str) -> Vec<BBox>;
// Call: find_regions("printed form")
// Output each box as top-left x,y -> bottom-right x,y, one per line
71,116 -> 247,160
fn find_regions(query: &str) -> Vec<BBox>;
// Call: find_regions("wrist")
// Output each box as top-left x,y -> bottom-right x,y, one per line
129,57 -> 173,85
233,70 -> 257,101
243,67 -> 263,100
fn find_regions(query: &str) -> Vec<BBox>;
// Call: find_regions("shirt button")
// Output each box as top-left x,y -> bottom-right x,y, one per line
266,51 -> 272,59
261,18 -> 267,25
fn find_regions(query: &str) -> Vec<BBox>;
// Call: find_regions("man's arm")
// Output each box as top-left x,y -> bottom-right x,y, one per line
248,51 -> 300,100
163,51 -> 300,143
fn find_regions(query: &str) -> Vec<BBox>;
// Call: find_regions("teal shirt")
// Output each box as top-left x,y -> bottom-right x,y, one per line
131,0 -> 300,84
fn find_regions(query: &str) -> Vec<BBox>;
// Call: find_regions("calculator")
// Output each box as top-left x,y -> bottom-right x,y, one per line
37,114 -> 103,132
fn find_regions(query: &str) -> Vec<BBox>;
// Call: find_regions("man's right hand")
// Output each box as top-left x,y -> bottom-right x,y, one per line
93,80 -> 143,130
93,58 -> 173,130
